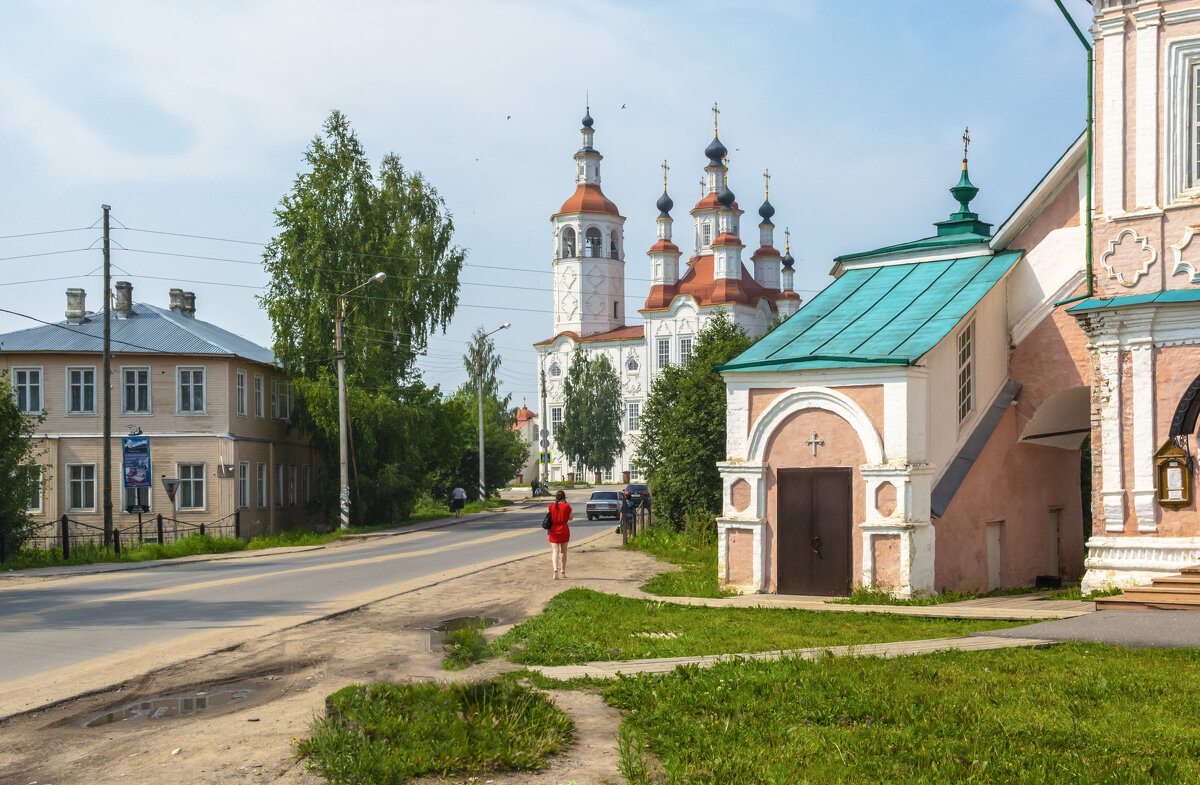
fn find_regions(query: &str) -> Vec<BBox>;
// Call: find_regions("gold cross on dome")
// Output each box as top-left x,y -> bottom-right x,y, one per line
712,101 -> 720,136
963,126 -> 970,160
784,226 -> 791,252
699,177 -> 705,198
763,168 -> 771,199
662,159 -> 670,189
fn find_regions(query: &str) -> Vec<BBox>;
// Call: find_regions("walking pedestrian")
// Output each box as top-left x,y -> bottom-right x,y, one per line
451,485 -> 467,517
547,489 -> 572,579
531,478 -> 538,497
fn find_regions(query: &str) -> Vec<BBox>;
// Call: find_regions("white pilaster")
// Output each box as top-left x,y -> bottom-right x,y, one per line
1128,331 -> 1157,531
1133,7 -> 1160,210
1096,336 -> 1126,531
1099,15 -> 1126,217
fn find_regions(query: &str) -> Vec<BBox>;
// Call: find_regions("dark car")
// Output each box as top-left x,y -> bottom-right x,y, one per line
623,484 -> 651,508
586,490 -> 621,521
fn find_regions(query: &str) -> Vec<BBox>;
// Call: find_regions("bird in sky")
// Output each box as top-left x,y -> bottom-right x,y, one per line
506,115 -> 512,120
620,103 -> 626,109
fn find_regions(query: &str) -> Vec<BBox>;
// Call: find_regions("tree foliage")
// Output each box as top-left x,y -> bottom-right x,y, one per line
635,310 -> 751,526
461,326 -> 511,411
0,372 -> 44,550
556,351 -> 623,475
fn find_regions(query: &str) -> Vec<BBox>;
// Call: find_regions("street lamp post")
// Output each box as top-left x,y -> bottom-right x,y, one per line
477,323 -> 511,501
336,272 -> 387,529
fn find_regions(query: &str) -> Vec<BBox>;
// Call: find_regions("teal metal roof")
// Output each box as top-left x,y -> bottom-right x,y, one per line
1066,289 -> 1200,312
834,232 -> 990,263
718,251 -> 1022,373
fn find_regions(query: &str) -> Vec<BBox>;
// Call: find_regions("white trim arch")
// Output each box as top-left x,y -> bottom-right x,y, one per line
746,386 -> 885,465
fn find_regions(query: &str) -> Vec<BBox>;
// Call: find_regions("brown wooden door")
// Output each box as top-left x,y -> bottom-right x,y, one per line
776,468 -> 851,595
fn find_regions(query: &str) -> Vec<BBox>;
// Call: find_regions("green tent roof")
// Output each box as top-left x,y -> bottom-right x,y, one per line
718,251 -> 1022,373
1066,288 -> 1200,312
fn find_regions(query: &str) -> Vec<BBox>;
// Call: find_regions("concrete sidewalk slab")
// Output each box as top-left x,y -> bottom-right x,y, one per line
974,608 -> 1200,648
530,635 -> 1059,680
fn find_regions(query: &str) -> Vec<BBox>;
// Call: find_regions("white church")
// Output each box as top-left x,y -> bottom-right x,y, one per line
534,108 -> 801,482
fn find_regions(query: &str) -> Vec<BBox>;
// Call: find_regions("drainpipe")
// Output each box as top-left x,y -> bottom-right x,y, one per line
1053,0 -> 1096,307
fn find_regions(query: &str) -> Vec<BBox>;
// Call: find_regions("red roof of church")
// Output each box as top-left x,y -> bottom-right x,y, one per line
711,232 -> 743,247
555,183 -> 620,217
513,405 -> 537,424
648,238 -> 681,254
533,324 -> 645,347
641,254 -> 781,313
751,245 -> 781,258
691,192 -> 739,212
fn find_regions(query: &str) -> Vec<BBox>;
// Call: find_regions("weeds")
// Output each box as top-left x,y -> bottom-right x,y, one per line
617,723 -> 653,785
442,627 -> 490,670
833,584 -> 1044,607
626,525 -> 734,599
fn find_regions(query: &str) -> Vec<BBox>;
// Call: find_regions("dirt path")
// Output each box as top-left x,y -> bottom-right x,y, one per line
0,530 -> 667,785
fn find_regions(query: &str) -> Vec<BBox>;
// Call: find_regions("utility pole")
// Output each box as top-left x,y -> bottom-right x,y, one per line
101,204 -> 113,547
540,364 -> 549,488
476,323 -> 511,503
335,302 -> 349,529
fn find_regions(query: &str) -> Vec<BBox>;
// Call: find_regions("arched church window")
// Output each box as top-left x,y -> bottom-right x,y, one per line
549,361 -> 561,377
702,223 -> 712,247
585,228 -> 602,258
610,231 -> 619,259
561,227 -> 576,258
626,356 -> 639,372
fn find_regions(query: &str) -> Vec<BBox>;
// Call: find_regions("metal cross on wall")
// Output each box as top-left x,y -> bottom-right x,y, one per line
805,432 -> 825,457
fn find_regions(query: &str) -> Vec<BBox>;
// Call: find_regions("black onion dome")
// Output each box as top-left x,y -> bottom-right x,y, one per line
758,199 -> 775,222
656,189 -> 674,217
781,251 -> 795,270
717,184 -> 735,207
705,135 -> 728,165
582,109 -> 594,128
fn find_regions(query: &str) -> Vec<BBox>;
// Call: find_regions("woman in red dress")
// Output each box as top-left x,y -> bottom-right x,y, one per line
547,489 -> 573,579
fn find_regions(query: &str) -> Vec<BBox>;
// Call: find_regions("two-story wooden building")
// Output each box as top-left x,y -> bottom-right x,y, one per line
1,283 -> 320,538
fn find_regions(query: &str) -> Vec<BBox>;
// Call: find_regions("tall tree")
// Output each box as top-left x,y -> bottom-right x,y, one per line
0,372 -> 44,551
259,110 -> 466,524
556,352 -> 623,476
635,310 -> 751,525
461,326 -> 511,411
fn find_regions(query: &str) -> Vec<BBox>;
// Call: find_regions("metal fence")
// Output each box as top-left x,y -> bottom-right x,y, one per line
1,511 -> 243,563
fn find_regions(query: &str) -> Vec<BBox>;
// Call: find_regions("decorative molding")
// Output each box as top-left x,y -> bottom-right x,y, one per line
1163,8 -> 1200,24
1100,14 -> 1126,216
1169,224 -> 1200,282
1082,535 -> 1200,593
1134,12 -> 1160,210
746,386 -> 886,465
1011,269 -> 1086,346
1163,37 -> 1200,204
1099,228 -> 1157,287
717,518 -> 765,593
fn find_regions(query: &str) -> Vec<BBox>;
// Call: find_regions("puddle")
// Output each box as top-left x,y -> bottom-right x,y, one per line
434,616 -> 500,633
84,689 -> 253,728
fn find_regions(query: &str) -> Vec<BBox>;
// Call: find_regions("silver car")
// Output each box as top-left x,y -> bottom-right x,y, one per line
585,490 -> 621,520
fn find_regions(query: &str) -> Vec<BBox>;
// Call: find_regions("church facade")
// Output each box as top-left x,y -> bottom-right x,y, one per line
534,110 -> 800,482
716,0 -> 1200,597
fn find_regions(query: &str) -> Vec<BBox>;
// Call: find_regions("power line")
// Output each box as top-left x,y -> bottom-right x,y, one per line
0,227 -> 95,241
0,247 -> 101,263
0,307 -> 172,353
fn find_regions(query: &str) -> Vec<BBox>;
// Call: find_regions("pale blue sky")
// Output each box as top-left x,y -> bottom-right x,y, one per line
0,0 -> 1093,405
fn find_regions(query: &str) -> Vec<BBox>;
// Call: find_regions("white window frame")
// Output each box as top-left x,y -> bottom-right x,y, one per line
701,223 -> 712,247
549,362 -> 561,378
12,367 -> 43,414
256,462 -> 267,508
66,366 -> 97,415
121,365 -> 151,415
238,461 -> 250,509
66,463 -> 97,511
657,338 -> 670,369
302,464 -> 310,503
275,463 -> 284,508
626,401 -> 640,432
22,465 -> 42,513
285,382 -> 294,421
625,355 -> 638,373
603,466 -> 614,482
253,373 -> 265,419
176,463 -> 207,511
957,319 -> 976,426
679,336 -> 693,366
630,464 -> 643,481
122,485 -> 151,513
177,366 -> 207,415
271,378 -> 281,420
236,369 -> 247,417
1165,38 -> 1200,201
550,406 -> 563,436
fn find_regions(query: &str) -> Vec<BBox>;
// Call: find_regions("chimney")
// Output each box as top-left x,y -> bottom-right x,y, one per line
114,281 -> 133,319
65,288 -> 87,324
169,288 -> 185,314
181,291 -> 196,318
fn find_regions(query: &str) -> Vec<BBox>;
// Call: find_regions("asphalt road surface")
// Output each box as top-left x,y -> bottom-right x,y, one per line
0,506 -> 612,685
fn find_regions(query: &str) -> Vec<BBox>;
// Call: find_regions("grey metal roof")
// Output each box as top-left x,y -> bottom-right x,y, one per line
0,303 -> 275,365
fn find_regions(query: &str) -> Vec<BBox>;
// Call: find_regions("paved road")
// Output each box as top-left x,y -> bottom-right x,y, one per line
0,506 -> 612,685
975,608 -> 1200,648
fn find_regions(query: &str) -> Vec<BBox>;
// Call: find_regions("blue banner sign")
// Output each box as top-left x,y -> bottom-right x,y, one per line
122,435 -> 151,489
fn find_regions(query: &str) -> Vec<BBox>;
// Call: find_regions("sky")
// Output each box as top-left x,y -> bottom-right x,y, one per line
0,0 -> 1095,408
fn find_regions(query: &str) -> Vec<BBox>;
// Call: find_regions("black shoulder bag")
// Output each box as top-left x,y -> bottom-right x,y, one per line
542,504 -> 554,529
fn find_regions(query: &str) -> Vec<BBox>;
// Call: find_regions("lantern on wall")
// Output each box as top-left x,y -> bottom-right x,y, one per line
1154,439 -> 1193,510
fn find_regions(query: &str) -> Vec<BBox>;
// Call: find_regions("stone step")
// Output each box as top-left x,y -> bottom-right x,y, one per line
1150,575 -> 1200,588
1122,586 -> 1200,602
1095,594 -> 1200,611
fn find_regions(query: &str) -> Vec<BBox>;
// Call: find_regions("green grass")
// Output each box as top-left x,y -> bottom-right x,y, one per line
299,679 -> 573,784
1046,584 -> 1125,601
442,627 -> 490,670
1,498 -> 513,571
602,643 -> 1200,784
831,584 -> 1042,607
491,588 -> 1024,666
627,526 -> 735,599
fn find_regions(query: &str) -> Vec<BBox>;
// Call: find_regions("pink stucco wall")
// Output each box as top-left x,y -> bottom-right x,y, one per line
727,527 -> 754,586
730,478 -> 751,512
762,409 -> 866,593
1152,345 -> 1200,536
872,535 -> 901,591
748,385 -> 884,443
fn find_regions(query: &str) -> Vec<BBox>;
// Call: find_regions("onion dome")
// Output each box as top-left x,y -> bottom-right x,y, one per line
582,108 -> 594,128
781,250 -> 795,270
656,189 -> 674,218
758,199 -> 775,223
705,135 -> 728,166
717,184 -> 735,208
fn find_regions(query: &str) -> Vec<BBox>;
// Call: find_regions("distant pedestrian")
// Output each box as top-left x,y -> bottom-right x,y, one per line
451,486 -> 467,517
547,489 -> 572,579
531,478 -> 538,497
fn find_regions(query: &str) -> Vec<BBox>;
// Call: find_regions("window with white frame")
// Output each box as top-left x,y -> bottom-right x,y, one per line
630,464 -> 643,481
253,373 -> 265,418
256,462 -> 267,508
625,355 -> 638,373
21,465 -> 41,512
302,464 -> 310,503
549,361 -> 561,377
123,486 -> 150,513
701,223 -> 712,247
551,406 -> 563,436
67,367 -> 96,414
122,367 -> 150,414
1193,63 -> 1200,186
957,320 -> 975,425
275,463 -> 284,508
657,338 -> 670,369
13,368 -> 41,414
67,463 -> 96,511
238,461 -> 250,509
178,367 -> 205,413
271,378 -> 281,419
236,369 -> 247,417
288,465 -> 297,505
177,463 -> 206,510
285,382 -> 294,421
604,466 -> 614,482
679,337 -> 693,365
626,401 -> 640,431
